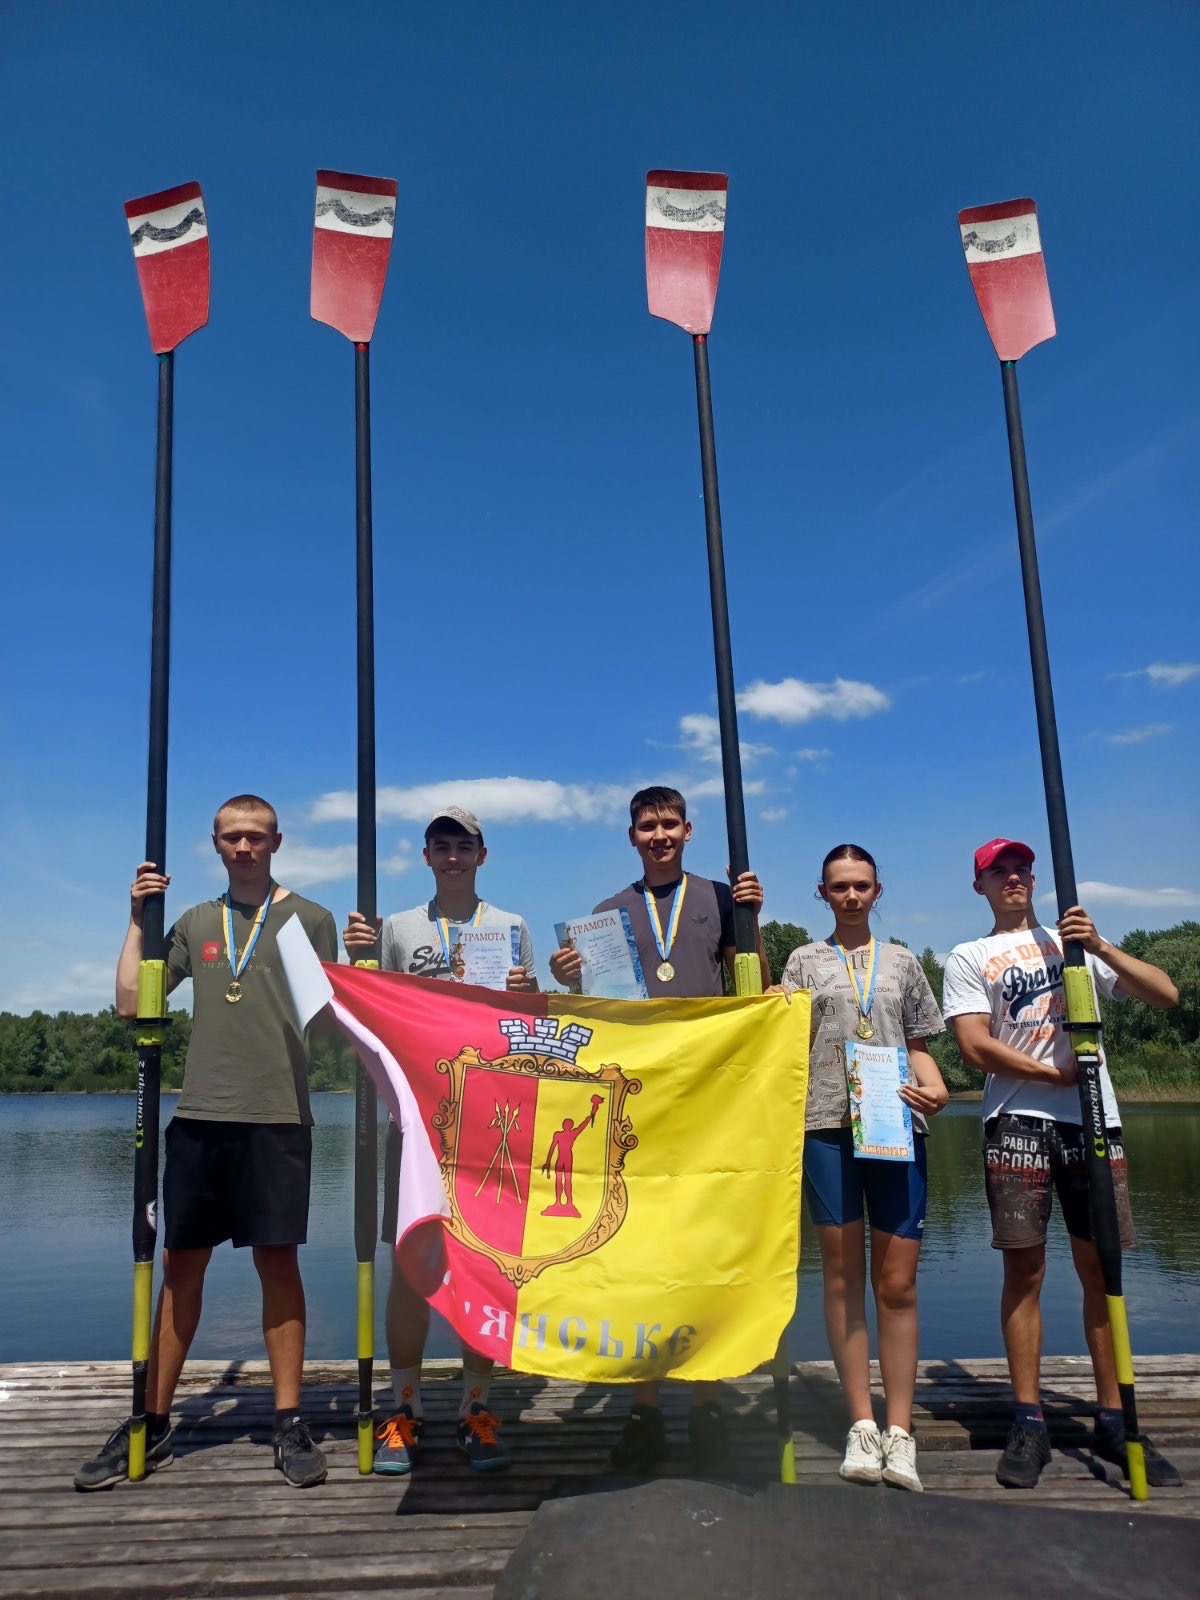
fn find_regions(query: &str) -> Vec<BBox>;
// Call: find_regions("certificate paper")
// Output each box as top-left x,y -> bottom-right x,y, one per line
450,924 -> 520,991
554,909 -> 649,1001
847,1042 -> 915,1162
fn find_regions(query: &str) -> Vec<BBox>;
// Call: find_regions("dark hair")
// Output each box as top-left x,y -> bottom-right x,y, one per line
820,843 -> 878,882
424,820 -> 484,845
629,786 -> 687,825
214,794 -> 278,832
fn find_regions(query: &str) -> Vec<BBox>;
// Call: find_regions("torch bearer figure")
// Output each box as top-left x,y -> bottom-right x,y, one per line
953,199 -> 1184,1502
310,168 -> 398,1475
644,169 -> 795,1484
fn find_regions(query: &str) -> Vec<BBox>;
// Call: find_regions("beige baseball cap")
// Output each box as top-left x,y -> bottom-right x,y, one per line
425,805 -> 482,839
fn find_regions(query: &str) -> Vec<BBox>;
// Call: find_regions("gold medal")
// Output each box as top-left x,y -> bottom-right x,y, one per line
225,981 -> 242,1004
657,961 -> 675,983
855,1015 -> 874,1040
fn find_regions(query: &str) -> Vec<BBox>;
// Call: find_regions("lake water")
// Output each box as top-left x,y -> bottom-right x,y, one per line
1,1095 -> 1196,1363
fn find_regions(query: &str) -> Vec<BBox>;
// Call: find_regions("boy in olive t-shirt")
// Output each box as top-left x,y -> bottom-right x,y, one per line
75,795 -> 338,1493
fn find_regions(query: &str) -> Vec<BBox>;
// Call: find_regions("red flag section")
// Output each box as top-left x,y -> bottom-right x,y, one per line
645,170 -> 728,336
310,170 -> 398,343
958,198 -> 1056,362
124,182 -> 210,354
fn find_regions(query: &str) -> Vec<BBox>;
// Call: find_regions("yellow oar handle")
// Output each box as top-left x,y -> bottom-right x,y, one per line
732,950 -> 763,998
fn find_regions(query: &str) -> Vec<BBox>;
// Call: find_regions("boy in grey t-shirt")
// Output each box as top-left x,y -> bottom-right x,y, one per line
343,805 -> 534,1475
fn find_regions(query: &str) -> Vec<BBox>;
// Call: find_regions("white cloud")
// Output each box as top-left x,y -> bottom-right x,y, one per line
1122,662 -> 1200,689
3,961 -> 114,1013
678,712 -> 774,766
272,842 -> 358,887
1037,881 -> 1200,911
311,777 -> 630,828
760,807 -> 788,823
688,776 -> 766,799
270,838 -> 411,888
795,747 -> 832,763
1105,723 -> 1173,746
737,677 -> 890,725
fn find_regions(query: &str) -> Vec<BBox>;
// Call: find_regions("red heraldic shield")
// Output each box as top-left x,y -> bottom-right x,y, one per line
645,170 -> 728,336
310,170 -> 398,343
124,182 -> 210,354
958,198 -> 1056,362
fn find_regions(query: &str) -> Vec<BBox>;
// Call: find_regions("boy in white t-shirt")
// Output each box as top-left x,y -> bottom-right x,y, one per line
942,838 -> 1181,1492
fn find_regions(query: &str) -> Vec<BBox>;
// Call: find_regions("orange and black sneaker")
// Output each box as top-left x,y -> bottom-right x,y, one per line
373,1406 -> 424,1476
456,1402 -> 511,1472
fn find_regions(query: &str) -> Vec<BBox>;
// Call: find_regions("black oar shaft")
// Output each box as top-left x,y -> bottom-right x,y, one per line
1001,363 -> 1080,941
1000,359 -> 1145,1498
143,352 -> 174,959
353,342 -> 379,1473
130,350 -> 174,1480
691,336 -> 754,958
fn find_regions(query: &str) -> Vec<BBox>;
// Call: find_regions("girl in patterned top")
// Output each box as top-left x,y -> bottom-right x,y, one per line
779,844 -> 948,1493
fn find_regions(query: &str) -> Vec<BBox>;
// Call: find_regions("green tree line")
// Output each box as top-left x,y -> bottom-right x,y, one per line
0,1007 -> 358,1094
2,920 -> 1196,1095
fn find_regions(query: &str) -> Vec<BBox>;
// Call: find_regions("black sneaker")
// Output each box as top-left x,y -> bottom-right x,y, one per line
608,1402 -> 667,1475
1093,1423 -> 1183,1488
272,1416 -> 327,1487
74,1417 -> 173,1491
996,1420 -> 1052,1488
687,1401 -> 731,1477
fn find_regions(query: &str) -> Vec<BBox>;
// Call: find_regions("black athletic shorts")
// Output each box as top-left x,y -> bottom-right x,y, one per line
982,1113 -> 1136,1252
163,1117 -> 312,1250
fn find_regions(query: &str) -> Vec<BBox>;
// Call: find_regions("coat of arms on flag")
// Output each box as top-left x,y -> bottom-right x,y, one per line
434,1020 -> 640,1288
278,918 -> 810,1383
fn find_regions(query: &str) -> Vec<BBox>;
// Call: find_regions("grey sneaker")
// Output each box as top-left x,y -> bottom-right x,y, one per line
272,1416 -> 327,1487
74,1417 -> 173,1491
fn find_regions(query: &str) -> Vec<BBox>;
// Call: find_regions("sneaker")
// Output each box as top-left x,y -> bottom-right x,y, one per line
839,1419 -> 884,1484
881,1425 -> 923,1492
272,1416 -> 327,1487
1093,1423 -> 1183,1488
74,1417 -> 173,1491
373,1406 -> 424,1476
608,1402 -> 667,1475
995,1420 -> 1051,1488
687,1401 -> 731,1477
456,1403 -> 511,1472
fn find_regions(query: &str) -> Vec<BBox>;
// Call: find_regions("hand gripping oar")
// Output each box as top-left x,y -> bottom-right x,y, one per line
311,170 -> 397,1474
958,199 -> 1148,1501
121,181 -> 210,1480
645,170 -> 796,1483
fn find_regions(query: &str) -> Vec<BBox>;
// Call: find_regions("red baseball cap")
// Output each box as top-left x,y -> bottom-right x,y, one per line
973,838 -> 1035,877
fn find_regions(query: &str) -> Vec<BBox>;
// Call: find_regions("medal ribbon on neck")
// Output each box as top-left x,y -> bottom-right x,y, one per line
829,934 -> 878,1030
223,883 -> 275,983
435,898 -> 485,969
644,874 -> 688,965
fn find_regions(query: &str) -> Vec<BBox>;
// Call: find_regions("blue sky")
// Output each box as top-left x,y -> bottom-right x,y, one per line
3,0 -> 1198,1013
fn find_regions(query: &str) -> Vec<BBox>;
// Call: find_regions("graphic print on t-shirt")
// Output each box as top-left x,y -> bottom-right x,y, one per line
983,934 -> 1068,1045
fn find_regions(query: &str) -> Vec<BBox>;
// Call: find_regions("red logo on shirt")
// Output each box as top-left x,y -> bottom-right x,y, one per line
201,941 -> 221,962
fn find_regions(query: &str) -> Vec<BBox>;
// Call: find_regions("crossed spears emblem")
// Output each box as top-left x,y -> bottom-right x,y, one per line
475,1094 -> 605,1219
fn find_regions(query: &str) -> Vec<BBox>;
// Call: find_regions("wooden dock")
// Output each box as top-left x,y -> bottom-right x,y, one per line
0,1356 -> 1195,1598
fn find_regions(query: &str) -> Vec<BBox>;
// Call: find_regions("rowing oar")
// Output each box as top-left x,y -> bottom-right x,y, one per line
121,181 -> 210,1481
645,170 -> 795,1484
958,198 -> 1148,1502
311,169 -> 398,1475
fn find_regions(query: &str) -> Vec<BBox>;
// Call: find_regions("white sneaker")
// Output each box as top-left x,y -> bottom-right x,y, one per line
881,1425 -> 923,1492
839,1419 -> 883,1484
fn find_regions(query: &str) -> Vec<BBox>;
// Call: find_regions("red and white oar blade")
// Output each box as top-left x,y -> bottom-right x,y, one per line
124,182 -> 210,354
310,170 -> 398,343
645,169 -> 727,335
958,198 -> 1056,361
